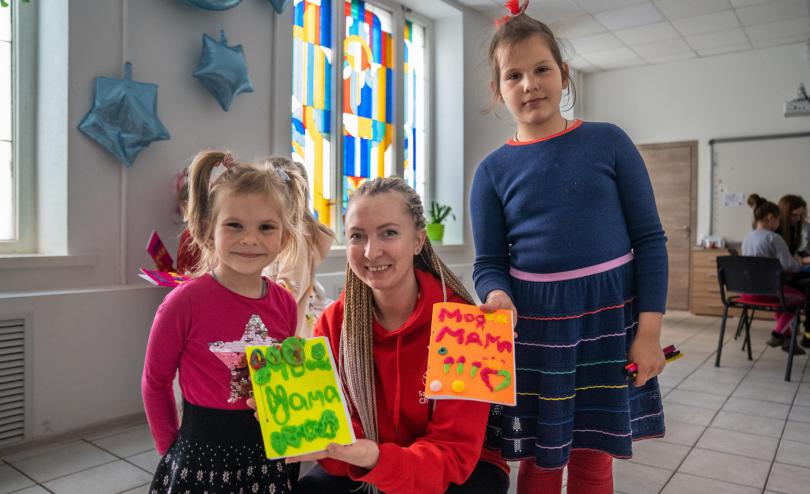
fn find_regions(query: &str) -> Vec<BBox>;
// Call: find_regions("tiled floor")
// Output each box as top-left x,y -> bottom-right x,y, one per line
2,311 -> 810,493
0,423 -> 156,494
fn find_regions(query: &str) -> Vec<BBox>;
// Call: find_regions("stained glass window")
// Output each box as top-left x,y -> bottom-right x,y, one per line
403,19 -> 426,202
341,0 -> 394,209
292,0 -> 334,227
293,0 -> 430,230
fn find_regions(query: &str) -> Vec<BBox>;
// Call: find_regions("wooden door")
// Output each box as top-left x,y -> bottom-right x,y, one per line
638,142 -> 697,311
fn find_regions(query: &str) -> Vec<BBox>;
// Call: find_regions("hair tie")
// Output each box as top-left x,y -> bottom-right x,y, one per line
496,0 -> 529,26
208,153 -> 236,191
276,169 -> 290,183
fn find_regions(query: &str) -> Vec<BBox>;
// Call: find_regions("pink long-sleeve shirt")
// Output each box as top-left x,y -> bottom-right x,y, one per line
141,274 -> 296,454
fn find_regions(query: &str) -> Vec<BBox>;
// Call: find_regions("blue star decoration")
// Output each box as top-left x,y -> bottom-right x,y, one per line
193,30 -> 254,112
268,0 -> 292,14
179,0 -> 241,10
78,63 -> 170,167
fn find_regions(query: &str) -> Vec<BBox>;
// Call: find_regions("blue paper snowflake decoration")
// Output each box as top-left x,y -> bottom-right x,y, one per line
268,0 -> 292,14
78,63 -> 170,167
193,30 -> 254,111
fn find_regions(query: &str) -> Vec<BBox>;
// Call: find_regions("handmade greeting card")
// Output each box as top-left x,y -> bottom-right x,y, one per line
139,231 -> 189,288
146,230 -> 175,272
247,336 -> 355,459
138,268 -> 189,288
425,302 -> 516,406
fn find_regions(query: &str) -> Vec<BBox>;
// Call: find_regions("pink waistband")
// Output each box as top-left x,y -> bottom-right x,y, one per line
510,252 -> 634,282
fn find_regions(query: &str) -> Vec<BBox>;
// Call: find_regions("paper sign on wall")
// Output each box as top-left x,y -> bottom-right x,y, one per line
425,303 -> 516,406
247,336 -> 355,459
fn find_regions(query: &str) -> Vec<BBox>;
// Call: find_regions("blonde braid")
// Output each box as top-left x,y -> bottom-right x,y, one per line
416,238 -> 475,305
339,264 -> 379,442
338,265 -> 379,494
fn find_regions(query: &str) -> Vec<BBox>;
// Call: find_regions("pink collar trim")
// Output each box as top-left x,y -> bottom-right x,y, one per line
506,119 -> 583,146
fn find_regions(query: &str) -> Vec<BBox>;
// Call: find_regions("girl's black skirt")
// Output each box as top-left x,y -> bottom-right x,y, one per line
150,401 -> 299,494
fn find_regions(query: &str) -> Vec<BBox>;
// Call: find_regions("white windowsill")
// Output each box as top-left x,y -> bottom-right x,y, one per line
0,254 -> 97,270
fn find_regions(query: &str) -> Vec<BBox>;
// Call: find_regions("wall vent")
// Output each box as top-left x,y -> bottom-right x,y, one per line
0,319 -> 25,448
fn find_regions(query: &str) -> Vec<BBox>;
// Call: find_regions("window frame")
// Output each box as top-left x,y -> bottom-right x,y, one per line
402,10 -> 432,208
302,0 -> 432,241
0,1 -> 36,254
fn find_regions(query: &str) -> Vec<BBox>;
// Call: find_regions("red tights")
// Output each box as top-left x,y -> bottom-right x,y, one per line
517,449 -> 613,494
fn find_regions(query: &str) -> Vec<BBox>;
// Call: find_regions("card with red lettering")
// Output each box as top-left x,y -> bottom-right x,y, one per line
146,230 -> 175,273
425,302 -> 516,405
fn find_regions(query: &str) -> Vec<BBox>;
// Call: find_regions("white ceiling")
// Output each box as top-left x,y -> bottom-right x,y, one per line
455,0 -> 810,72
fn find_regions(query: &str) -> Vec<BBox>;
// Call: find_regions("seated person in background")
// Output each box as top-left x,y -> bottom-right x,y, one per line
742,194 -> 810,354
778,194 -> 810,346
778,194 -> 810,256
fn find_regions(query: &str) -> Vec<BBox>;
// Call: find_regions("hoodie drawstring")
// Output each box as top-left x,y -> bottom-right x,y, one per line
393,334 -> 402,432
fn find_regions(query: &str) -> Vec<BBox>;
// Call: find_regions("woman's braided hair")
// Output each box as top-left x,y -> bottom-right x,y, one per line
340,177 -> 473,492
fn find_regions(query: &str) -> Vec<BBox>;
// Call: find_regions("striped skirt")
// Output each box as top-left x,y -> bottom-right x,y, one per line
485,255 -> 665,468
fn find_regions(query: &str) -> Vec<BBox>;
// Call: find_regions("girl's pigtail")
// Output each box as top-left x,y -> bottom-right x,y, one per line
186,150 -> 226,261
260,157 -> 307,269
280,162 -> 308,268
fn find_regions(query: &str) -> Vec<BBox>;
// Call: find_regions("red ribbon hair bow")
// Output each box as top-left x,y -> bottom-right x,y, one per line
496,0 -> 530,26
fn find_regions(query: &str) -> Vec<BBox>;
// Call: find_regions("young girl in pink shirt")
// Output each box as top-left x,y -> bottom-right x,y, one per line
142,151 -> 308,493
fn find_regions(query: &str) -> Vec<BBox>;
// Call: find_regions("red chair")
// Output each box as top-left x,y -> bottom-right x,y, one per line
715,256 -> 804,381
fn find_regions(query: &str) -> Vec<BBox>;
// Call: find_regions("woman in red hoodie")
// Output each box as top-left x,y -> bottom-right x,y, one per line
290,177 -> 509,493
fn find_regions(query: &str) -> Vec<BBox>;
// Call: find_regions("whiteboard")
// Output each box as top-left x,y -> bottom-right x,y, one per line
711,134 -> 810,243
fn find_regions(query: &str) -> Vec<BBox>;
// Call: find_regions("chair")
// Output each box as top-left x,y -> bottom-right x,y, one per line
715,256 -> 804,381
720,248 -> 751,341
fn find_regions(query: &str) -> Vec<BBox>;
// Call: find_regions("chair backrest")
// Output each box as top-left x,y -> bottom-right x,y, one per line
716,256 -> 782,297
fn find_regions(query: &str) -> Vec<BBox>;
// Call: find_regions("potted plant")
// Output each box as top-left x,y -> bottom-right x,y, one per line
426,201 -> 455,244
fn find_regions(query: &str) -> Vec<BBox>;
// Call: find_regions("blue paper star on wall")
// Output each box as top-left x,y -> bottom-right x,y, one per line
268,0 -> 292,14
193,30 -> 254,112
179,0 -> 241,10
78,63 -> 170,167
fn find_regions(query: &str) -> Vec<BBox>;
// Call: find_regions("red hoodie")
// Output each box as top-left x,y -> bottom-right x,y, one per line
315,268 -> 507,493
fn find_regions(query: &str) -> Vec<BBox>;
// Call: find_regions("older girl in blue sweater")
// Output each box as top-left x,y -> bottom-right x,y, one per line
471,4 -> 668,493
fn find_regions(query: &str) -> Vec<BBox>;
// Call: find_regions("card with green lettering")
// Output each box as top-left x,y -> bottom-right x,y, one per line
247,336 -> 356,459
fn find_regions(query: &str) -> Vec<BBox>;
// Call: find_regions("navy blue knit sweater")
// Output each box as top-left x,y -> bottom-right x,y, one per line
470,120 -> 668,313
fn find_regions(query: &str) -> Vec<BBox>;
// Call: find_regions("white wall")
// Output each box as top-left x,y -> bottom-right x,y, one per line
461,11 -> 514,247
0,0 -> 512,444
0,287 -> 163,438
0,0 -> 281,444
581,42 -> 810,241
